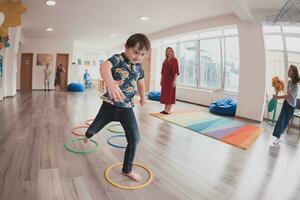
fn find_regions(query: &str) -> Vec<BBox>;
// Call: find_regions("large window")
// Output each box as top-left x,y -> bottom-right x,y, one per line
162,26 -> 240,93
199,38 -> 222,89
263,25 -> 300,97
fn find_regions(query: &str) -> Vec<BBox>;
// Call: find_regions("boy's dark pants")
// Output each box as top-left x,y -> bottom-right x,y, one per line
86,102 -> 140,173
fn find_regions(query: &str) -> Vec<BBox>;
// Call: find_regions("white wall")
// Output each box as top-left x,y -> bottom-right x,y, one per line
20,38 -> 74,90
176,88 -> 237,107
149,14 -> 266,122
177,87 -> 213,106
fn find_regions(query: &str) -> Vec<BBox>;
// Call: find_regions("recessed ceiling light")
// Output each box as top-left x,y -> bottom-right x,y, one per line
139,16 -> 149,21
46,27 -> 54,31
109,34 -> 116,37
46,0 -> 56,6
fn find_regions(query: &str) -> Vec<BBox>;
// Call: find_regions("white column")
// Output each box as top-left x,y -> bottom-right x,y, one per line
0,48 -> 5,101
3,27 -> 20,97
236,23 -> 266,122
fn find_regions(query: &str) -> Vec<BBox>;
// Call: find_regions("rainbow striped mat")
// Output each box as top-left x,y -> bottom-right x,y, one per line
150,110 -> 261,150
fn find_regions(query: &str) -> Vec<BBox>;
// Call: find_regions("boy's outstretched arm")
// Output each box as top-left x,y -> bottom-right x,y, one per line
100,61 -> 125,102
137,78 -> 146,106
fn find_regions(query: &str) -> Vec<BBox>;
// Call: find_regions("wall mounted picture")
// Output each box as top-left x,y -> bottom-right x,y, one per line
36,54 -> 53,66
77,58 -> 82,65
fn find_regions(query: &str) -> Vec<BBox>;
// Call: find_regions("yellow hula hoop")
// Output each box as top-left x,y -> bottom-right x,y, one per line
104,162 -> 153,190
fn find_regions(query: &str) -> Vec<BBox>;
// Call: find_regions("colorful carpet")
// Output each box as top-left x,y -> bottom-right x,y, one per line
150,110 -> 261,150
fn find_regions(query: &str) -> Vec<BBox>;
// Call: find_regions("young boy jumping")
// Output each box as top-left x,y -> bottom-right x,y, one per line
83,33 -> 150,181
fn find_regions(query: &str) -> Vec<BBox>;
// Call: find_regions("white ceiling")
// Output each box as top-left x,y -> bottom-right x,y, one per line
244,0 -> 285,10
22,0 -> 285,50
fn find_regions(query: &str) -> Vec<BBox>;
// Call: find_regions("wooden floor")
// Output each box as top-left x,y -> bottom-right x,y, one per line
1,91 -> 300,200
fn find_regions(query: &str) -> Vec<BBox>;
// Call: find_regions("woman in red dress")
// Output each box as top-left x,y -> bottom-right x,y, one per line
160,47 -> 179,114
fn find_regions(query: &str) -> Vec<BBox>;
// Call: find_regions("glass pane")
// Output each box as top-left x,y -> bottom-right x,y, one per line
178,34 -> 198,42
264,35 -> 284,51
162,38 -> 177,45
178,41 -> 197,87
199,39 -> 222,89
263,25 -> 281,33
224,37 -> 240,92
224,28 -> 238,35
200,30 -> 222,39
265,50 -> 286,96
282,25 -> 300,34
286,37 -> 300,52
288,52 -> 300,67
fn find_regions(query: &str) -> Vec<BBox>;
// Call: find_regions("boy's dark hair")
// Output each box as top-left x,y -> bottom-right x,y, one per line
125,33 -> 151,51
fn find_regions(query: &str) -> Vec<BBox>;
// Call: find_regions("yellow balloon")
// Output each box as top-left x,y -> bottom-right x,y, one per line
4,16 -> 21,27
7,2 -> 27,15
0,0 -> 11,7
0,0 -> 27,38
0,26 -> 8,36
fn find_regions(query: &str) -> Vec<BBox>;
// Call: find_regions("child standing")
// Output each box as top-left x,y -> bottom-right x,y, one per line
83,33 -> 150,181
272,65 -> 300,145
83,69 -> 91,89
44,63 -> 51,91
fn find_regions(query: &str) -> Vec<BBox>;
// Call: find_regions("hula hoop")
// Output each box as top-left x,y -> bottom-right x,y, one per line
70,125 -> 89,136
64,138 -> 99,154
105,162 -> 153,190
107,134 -> 127,149
107,123 -> 124,133
85,119 -> 94,126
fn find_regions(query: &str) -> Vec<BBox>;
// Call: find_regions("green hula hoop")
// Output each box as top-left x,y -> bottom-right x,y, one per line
64,138 -> 99,154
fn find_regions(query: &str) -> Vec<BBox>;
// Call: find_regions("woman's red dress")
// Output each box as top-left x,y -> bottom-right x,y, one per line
160,58 -> 179,104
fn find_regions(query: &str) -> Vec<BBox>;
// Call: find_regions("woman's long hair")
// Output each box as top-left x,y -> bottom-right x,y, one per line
164,47 -> 175,61
289,65 -> 300,84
